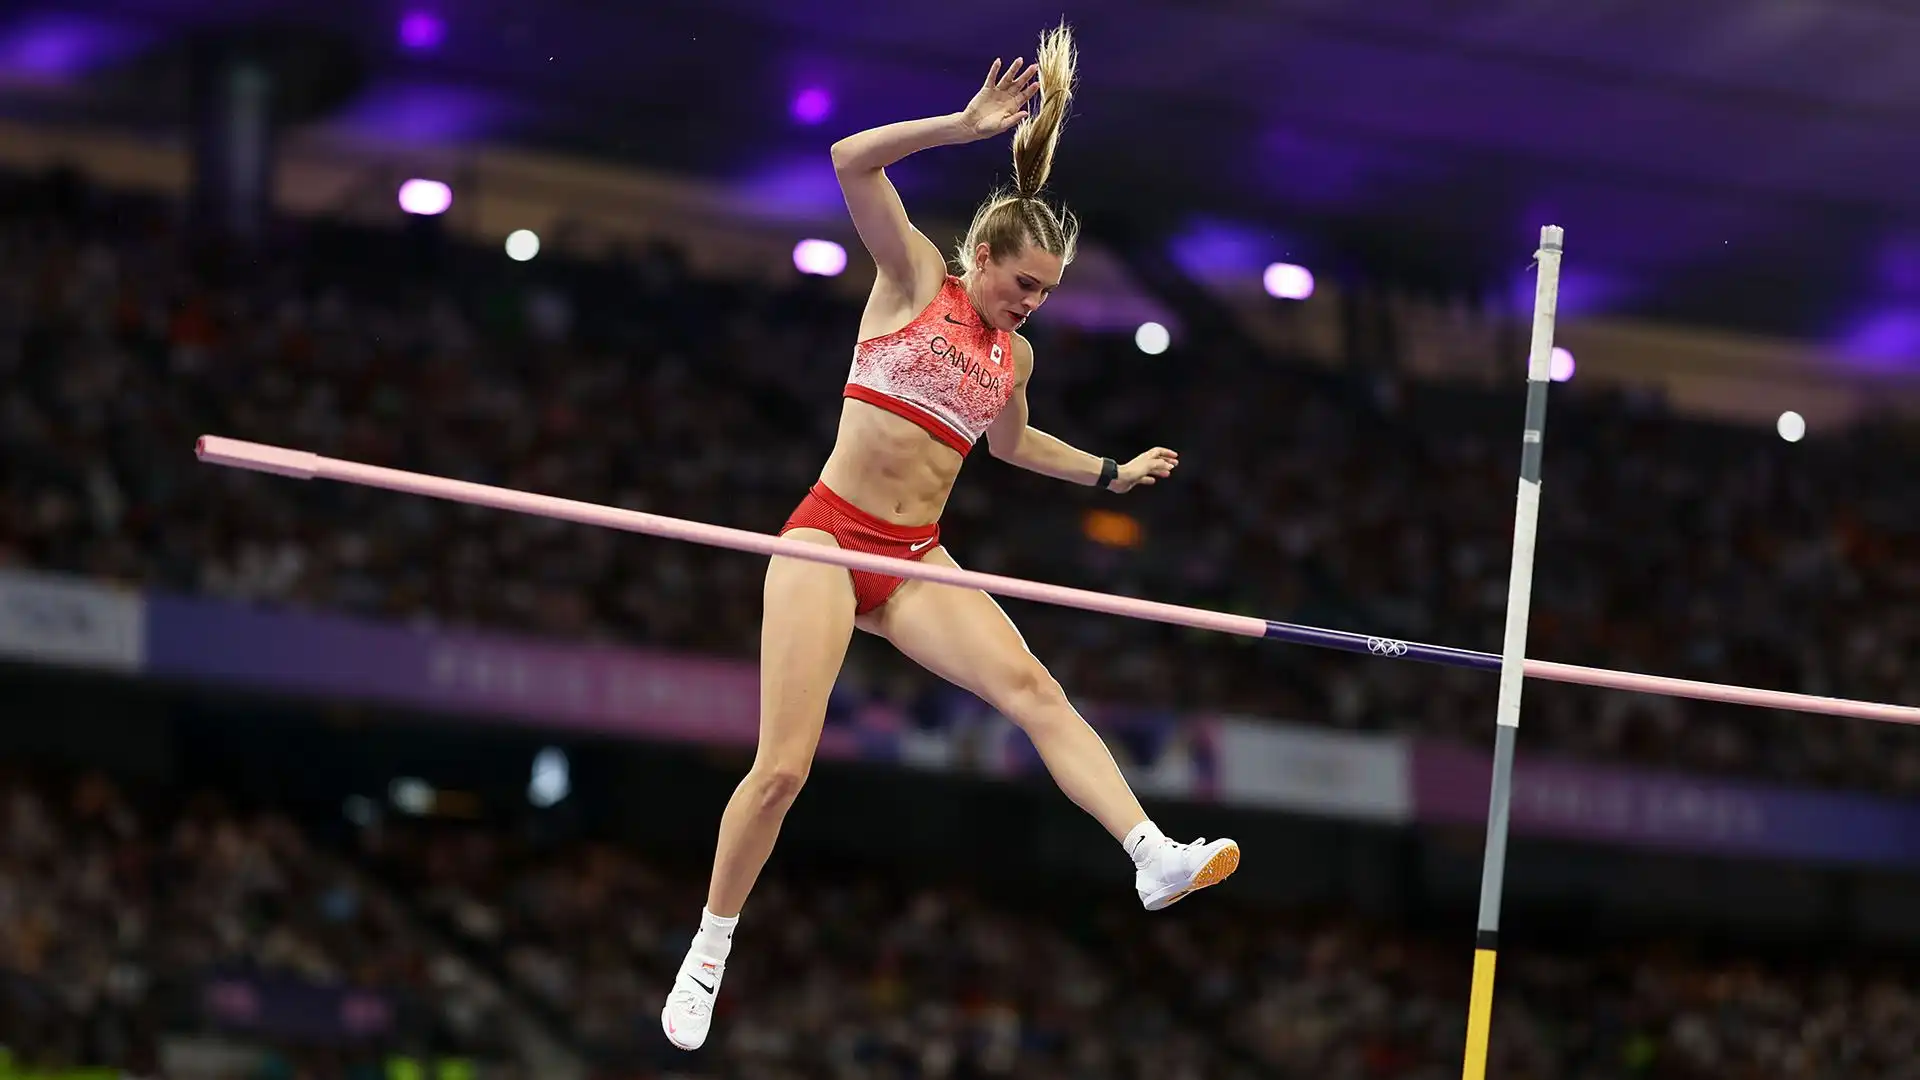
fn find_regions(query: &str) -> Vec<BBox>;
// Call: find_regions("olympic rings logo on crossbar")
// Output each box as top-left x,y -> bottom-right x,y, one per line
1367,637 -> 1411,657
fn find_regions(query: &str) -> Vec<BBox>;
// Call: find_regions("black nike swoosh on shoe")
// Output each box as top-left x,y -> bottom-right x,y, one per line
690,976 -> 715,994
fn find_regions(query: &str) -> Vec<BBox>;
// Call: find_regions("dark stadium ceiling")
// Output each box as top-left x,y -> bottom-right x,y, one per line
7,0 -> 1920,344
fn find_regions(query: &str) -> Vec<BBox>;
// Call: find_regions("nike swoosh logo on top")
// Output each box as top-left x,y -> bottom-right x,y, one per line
909,538 -> 935,552
943,314 -> 970,325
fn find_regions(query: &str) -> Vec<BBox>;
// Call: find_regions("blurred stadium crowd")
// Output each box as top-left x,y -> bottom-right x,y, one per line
4,766 -> 1911,1080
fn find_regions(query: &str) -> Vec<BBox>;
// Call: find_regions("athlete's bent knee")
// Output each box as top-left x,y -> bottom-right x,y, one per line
743,760 -> 810,815
992,664 -> 1071,728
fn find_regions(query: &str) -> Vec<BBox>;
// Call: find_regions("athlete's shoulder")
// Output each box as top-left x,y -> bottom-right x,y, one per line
1009,331 -> 1034,380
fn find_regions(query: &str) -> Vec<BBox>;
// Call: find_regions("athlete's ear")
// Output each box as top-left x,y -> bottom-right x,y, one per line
973,241 -> 992,273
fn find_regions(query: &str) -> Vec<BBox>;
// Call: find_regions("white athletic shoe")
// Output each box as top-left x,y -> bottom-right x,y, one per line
661,952 -> 725,1051
1136,836 -> 1241,911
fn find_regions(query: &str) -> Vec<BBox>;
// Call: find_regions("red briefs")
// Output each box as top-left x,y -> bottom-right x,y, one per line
780,481 -> 941,615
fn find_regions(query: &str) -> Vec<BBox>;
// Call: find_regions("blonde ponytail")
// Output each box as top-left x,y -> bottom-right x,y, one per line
1011,20 -> 1076,199
953,20 -> 1082,274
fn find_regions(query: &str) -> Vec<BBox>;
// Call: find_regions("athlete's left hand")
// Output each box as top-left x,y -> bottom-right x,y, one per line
1110,447 -> 1178,492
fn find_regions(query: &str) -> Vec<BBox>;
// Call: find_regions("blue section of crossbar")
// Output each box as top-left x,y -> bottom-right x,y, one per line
1262,619 -> 1504,672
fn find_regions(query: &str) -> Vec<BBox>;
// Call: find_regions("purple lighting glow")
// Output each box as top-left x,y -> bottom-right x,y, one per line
1262,262 -> 1315,300
1878,238 -> 1920,297
398,178 -> 452,216
1169,218 -> 1270,281
793,239 -> 846,276
331,81 -> 510,144
729,157 -> 844,220
1840,309 -> 1920,371
7,25 -> 85,75
0,14 -> 149,80
791,86 -> 832,125
399,11 -> 444,51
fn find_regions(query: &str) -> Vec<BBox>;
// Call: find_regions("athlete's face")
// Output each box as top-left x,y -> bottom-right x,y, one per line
971,241 -> 1062,332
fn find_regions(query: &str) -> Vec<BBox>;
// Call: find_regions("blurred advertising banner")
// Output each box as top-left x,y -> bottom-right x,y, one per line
1211,717 -> 1413,823
145,591 -> 762,747
1412,739 -> 1920,867
202,970 -> 398,1042
0,569 -> 1893,865
0,569 -> 144,672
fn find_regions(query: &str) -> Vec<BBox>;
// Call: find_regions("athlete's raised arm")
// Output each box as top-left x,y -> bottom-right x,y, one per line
830,58 -> 1040,300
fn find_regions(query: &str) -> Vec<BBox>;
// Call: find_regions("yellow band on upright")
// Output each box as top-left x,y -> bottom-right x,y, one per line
1460,948 -> 1498,1080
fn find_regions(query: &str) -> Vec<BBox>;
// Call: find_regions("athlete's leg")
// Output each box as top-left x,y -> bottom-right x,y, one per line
666,528 -> 855,1050
706,528 -> 857,917
860,546 -> 1237,909
857,546 -> 1145,834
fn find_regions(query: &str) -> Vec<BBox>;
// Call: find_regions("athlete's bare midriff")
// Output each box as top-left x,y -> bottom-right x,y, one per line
816,398 -> 965,526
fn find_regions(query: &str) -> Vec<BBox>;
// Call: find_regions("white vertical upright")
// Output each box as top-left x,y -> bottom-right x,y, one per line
1459,224 -> 1562,1080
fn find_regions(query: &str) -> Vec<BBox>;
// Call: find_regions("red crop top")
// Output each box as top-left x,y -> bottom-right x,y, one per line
843,276 -> 1017,456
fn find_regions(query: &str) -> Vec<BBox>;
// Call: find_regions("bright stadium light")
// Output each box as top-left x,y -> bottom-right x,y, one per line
791,86 -> 832,124
1135,321 -> 1170,355
1777,410 -> 1806,443
1550,346 -> 1576,382
793,238 -> 847,276
1262,262 -> 1315,300
505,229 -> 541,262
398,178 -> 452,216
398,11 -> 444,51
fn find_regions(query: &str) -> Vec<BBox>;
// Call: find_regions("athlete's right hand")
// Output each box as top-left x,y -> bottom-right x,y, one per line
958,58 -> 1042,141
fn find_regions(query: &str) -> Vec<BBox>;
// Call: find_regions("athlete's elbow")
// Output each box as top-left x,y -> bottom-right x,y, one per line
829,138 -> 869,174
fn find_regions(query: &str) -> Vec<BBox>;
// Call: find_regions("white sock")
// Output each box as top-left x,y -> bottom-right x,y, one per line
1123,820 -> 1167,867
691,907 -> 738,962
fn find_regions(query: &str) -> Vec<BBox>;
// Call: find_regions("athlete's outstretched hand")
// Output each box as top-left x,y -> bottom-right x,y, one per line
1110,448 -> 1179,493
958,57 -> 1042,141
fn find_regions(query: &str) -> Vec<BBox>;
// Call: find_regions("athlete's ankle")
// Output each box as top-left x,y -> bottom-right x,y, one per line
691,906 -> 738,961
1122,819 -> 1166,867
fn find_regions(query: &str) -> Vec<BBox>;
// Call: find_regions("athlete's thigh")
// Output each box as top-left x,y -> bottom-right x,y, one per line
857,546 -> 1043,701
759,529 -> 859,762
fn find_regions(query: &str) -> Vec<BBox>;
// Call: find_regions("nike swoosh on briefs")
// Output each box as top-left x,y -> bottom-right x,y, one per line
908,538 -> 936,552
